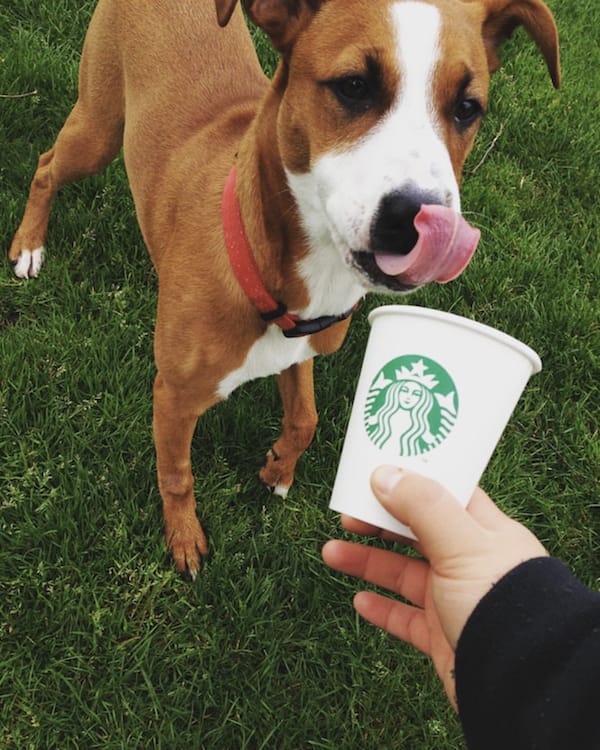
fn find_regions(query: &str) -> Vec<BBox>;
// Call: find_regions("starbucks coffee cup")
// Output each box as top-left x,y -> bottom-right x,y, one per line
329,305 -> 542,538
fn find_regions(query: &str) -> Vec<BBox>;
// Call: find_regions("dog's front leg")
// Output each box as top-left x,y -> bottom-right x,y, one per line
153,372 -> 216,579
260,359 -> 318,498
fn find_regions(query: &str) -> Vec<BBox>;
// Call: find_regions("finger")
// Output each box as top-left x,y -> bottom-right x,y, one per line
468,487 -> 548,558
466,486 -> 512,530
370,467 -> 485,563
353,591 -> 432,657
340,515 -> 381,536
340,514 -> 415,545
322,540 -> 428,606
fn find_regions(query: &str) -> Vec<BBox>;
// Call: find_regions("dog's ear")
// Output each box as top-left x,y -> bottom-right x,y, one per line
480,0 -> 560,87
215,0 -> 239,27
216,0 -> 323,52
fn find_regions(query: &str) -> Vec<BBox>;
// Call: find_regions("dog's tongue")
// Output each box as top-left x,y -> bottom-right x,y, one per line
374,204 -> 480,285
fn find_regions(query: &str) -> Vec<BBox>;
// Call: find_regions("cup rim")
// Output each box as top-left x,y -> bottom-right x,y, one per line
368,305 -> 542,374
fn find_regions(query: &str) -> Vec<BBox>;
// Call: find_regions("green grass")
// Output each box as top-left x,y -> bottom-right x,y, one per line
1,1 -> 598,748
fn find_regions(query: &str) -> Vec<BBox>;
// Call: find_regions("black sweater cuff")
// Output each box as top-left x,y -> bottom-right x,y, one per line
455,557 -> 600,750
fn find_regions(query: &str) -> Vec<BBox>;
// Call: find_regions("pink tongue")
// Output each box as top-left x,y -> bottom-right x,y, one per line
374,204 -> 480,285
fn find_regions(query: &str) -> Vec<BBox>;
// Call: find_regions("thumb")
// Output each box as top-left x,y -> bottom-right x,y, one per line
370,466 -> 484,562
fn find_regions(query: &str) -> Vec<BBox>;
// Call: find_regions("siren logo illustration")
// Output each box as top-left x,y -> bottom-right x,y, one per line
364,355 -> 458,456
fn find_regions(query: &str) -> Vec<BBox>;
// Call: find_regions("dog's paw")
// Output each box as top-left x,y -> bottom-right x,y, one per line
259,449 -> 293,498
165,515 -> 209,581
271,483 -> 290,499
10,246 -> 45,279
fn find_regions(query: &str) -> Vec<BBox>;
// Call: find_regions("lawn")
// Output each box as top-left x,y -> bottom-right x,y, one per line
1,1 -> 598,748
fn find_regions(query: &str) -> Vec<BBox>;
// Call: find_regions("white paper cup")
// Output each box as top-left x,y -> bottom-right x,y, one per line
329,305 -> 542,538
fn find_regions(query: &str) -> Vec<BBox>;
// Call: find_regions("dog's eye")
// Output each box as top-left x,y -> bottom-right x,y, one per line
454,97 -> 482,128
336,76 -> 369,101
328,75 -> 373,112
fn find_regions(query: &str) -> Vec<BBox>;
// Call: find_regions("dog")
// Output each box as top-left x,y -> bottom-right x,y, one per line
9,0 -> 559,578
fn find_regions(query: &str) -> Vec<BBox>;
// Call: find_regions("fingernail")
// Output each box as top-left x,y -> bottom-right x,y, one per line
371,465 -> 404,499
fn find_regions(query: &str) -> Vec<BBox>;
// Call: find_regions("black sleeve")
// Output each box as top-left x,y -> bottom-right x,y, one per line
455,557 -> 600,750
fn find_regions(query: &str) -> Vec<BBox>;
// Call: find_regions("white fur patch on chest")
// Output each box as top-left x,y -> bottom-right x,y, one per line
216,326 -> 316,399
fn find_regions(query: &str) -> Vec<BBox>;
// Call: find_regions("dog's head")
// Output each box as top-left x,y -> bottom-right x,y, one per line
216,0 -> 560,292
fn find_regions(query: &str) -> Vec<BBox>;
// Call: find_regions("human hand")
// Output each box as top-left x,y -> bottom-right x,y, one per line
322,466 -> 547,708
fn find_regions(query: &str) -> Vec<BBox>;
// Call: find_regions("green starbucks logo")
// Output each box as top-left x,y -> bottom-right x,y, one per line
364,355 -> 458,456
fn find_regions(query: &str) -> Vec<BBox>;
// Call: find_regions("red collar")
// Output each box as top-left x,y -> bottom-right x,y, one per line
221,167 -> 357,338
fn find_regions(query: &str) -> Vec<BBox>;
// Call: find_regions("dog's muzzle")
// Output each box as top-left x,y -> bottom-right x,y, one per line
354,190 -> 480,289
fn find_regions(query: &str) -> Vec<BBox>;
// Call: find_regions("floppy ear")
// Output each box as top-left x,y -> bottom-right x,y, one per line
215,0 -> 322,53
215,0 -> 239,27
481,0 -> 560,87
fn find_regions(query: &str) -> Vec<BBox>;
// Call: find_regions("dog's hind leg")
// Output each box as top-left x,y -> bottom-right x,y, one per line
9,109 -> 123,279
9,5 -> 124,278
260,359 -> 318,498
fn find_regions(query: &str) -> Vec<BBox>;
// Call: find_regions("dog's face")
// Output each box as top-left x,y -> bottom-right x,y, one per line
217,0 -> 559,292
281,0 -> 490,291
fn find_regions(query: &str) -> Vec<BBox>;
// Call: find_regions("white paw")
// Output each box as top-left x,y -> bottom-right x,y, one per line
272,484 -> 290,499
13,247 -> 44,279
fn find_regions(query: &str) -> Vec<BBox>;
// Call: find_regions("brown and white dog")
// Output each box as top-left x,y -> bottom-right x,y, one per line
9,0 -> 559,577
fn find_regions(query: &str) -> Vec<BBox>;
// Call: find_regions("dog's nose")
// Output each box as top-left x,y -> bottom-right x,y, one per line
370,188 -> 440,255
